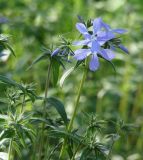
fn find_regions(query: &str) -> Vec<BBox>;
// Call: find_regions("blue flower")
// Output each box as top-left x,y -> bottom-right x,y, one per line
51,48 -> 60,56
74,48 -> 115,71
73,19 -> 114,47
73,17 -> 128,71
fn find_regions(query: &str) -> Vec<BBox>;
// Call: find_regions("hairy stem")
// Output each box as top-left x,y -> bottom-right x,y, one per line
38,60 -> 52,160
59,62 -> 88,159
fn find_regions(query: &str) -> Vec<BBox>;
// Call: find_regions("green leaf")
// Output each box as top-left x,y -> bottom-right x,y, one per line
67,139 -> 73,159
0,138 -> 9,147
15,124 -> 27,148
49,129 -> 81,143
60,67 -> 74,87
51,59 -> 60,86
59,60 -> 83,87
0,75 -> 24,91
0,75 -> 17,86
0,34 -> 15,57
0,128 -> 15,140
12,141 -> 22,158
0,97 -> 9,104
4,43 -> 16,57
80,147 -> 91,160
46,97 -> 68,126
98,54 -> 116,73
0,75 -> 37,99
0,114 -> 8,121
107,60 -> 117,73
27,52 -> 50,70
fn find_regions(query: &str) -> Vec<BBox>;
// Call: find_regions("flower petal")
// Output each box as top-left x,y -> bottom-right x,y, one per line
74,49 -> 91,60
91,41 -> 100,52
112,29 -> 127,34
101,21 -> 111,30
89,54 -> 99,71
73,39 -> 89,46
76,23 -> 88,34
83,33 -> 92,40
98,31 -> 115,44
93,17 -> 102,34
51,48 -> 60,56
99,49 -> 115,60
118,44 -> 129,54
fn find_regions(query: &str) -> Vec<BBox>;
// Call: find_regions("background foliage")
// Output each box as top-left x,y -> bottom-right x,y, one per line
0,0 -> 143,159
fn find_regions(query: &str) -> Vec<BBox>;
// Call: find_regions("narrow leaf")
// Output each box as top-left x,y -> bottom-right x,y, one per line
60,67 -> 74,87
47,97 -> 68,126
27,52 -> 50,70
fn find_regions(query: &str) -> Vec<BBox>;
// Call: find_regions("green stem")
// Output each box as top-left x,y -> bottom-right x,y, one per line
8,138 -> 13,160
38,60 -> 52,160
59,62 -> 88,159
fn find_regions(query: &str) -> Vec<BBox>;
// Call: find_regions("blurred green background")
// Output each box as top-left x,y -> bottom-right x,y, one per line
0,0 -> 143,159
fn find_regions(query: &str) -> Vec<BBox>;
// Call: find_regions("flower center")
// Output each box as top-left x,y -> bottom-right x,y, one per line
91,34 -> 97,41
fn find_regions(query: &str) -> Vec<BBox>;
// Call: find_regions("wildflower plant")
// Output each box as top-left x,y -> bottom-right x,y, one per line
0,16 -> 134,160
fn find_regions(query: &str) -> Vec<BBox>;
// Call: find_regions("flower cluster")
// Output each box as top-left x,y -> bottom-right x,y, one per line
51,17 -> 128,72
73,17 -> 128,71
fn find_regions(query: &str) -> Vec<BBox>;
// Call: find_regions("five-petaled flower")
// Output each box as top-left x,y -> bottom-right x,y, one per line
73,17 -> 128,71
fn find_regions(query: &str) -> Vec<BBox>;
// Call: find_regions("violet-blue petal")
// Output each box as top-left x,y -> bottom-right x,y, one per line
98,31 -> 115,42
112,29 -> 127,34
83,33 -> 92,40
51,48 -> 60,56
109,44 -> 116,51
61,49 -> 67,55
73,39 -> 89,46
99,49 -> 115,60
93,17 -> 102,34
89,54 -> 99,71
118,44 -> 129,54
101,20 -> 111,30
74,49 -> 91,60
91,40 -> 101,52
76,23 -> 88,34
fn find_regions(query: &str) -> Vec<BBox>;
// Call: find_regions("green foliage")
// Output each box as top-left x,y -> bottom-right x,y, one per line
46,97 -> 68,126
0,0 -> 143,159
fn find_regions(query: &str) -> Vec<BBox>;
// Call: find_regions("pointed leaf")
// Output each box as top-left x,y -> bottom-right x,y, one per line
80,147 -> 91,160
47,97 -> 68,126
60,67 -> 74,87
27,52 -> 50,70
4,43 -> 15,57
12,141 -> 22,158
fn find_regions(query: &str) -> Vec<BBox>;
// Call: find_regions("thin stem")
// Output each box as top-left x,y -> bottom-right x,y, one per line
59,61 -> 88,159
8,138 -> 13,160
68,67 -> 88,131
38,60 -> 52,160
